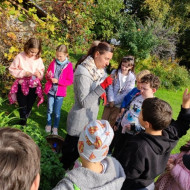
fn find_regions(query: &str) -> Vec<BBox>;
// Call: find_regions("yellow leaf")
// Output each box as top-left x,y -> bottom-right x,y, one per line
49,25 -> 55,32
66,19 -> 72,25
66,33 -> 70,39
18,0 -> 23,3
7,32 -> 17,40
8,53 -> 13,61
9,46 -> 16,53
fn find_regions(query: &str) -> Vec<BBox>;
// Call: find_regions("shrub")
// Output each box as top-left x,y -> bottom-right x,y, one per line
136,56 -> 190,90
118,15 -> 158,60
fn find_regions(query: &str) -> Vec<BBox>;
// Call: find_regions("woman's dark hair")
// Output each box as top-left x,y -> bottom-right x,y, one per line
180,140 -> 190,152
75,42 -> 113,70
24,38 -> 42,59
114,56 -> 135,79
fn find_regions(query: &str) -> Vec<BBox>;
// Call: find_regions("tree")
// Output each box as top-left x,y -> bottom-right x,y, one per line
35,0 -> 95,47
91,0 -> 124,40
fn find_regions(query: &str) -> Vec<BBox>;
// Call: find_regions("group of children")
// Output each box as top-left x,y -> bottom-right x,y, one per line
8,38 -> 74,135
2,91 -> 190,190
4,37 -> 190,190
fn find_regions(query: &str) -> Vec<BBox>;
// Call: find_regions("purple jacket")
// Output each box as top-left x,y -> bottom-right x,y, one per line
44,59 -> 73,97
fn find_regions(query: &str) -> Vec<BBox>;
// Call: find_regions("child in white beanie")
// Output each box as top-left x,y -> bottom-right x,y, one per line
53,120 -> 126,190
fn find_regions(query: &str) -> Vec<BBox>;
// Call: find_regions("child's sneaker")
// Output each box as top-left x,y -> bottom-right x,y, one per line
45,125 -> 51,133
52,128 -> 58,135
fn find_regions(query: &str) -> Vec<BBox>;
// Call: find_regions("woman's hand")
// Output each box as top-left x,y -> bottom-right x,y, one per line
100,75 -> 113,89
101,92 -> 107,105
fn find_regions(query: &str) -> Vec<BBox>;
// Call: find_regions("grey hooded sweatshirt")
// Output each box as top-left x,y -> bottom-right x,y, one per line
52,157 -> 126,190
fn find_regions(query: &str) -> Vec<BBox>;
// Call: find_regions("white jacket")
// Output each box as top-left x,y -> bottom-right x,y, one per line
107,69 -> 135,107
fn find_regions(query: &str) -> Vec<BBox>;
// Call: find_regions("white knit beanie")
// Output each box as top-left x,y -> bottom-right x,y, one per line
78,120 -> 114,162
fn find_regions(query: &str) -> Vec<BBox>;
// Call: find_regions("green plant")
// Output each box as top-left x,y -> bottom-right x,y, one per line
92,0 -> 124,40
135,56 -> 190,90
119,15 -> 158,60
0,98 -> 19,126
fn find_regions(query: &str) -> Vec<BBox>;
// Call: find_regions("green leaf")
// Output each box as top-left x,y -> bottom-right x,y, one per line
18,14 -> 27,22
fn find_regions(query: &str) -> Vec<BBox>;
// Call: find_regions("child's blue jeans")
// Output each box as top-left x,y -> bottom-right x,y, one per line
47,94 -> 64,128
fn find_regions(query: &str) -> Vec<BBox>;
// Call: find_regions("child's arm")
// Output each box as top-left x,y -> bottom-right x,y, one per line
170,162 -> 190,190
9,54 -> 29,78
36,58 -> 45,79
34,69 -> 42,79
114,78 -> 135,105
182,88 -> 190,109
120,88 -> 138,109
169,89 -> 190,138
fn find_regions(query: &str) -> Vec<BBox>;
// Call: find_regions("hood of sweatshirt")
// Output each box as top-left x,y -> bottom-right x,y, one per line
53,157 -> 125,190
139,121 -> 179,155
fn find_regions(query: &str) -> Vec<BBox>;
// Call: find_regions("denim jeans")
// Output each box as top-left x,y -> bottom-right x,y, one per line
47,94 -> 64,128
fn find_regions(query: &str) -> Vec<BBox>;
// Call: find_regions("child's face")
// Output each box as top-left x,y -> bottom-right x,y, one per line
140,83 -> 156,99
27,48 -> 39,58
56,52 -> 68,62
121,62 -> 133,74
138,111 -> 145,128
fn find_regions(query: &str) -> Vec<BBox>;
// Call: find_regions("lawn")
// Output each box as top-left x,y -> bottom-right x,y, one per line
1,86 -> 189,154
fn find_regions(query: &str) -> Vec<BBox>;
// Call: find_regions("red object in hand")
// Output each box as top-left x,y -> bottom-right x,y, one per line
100,75 -> 113,89
101,92 -> 107,105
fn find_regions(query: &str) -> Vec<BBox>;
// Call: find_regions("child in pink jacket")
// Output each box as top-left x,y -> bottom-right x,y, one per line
44,45 -> 73,135
155,140 -> 190,190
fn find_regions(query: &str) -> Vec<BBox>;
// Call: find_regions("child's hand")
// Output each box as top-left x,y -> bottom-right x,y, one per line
46,71 -> 53,79
25,71 -> 32,77
116,113 -> 122,120
182,88 -> 190,109
51,78 -> 58,84
34,69 -> 41,79
113,125 -> 118,131
122,124 -> 131,134
166,158 -> 175,171
126,124 -> 131,131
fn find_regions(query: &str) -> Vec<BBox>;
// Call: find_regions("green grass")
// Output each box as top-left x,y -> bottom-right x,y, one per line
1,87 -> 189,154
